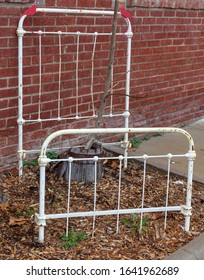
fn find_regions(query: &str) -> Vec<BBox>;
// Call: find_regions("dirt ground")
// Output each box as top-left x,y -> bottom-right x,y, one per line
0,159 -> 204,260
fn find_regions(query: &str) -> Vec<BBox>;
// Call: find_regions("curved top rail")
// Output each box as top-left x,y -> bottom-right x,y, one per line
17,8 -> 132,35
39,127 -> 195,159
37,8 -> 119,15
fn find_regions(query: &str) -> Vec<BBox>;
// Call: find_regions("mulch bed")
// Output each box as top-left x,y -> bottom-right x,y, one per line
1,159 -> 204,260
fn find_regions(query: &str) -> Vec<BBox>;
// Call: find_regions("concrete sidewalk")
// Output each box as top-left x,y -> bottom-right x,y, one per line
107,117 -> 204,259
134,117 -> 204,184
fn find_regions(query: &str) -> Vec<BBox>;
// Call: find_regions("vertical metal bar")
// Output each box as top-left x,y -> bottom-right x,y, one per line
116,155 -> 123,233
92,156 -> 98,237
164,154 -> 172,230
140,154 -> 147,234
58,31 -> 62,120
17,29 -> 24,176
75,32 -> 80,118
90,33 -> 97,116
123,24 -> 133,169
110,58 -> 113,116
66,158 -> 73,237
38,32 -> 42,121
38,162 -> 46,242
184,151 -> 196,231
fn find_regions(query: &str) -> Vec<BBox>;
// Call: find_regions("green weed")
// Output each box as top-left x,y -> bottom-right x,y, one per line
122,213 -> 148,236
59,227 -> 86,249
130,137 -> 143,148
120,135 -> 150,148
16,209 -> 36,218
23,151 -> 58,166
46,151 -> 58,159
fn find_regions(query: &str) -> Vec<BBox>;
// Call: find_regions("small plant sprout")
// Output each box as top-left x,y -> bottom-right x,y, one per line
16,208 -> 36,218
121,135 -> 150,149
46,151 -> 58,160
122,213 -> 148,236
130,137 -> 143,148
59,226 -> 86,249
23,151 -> 58,167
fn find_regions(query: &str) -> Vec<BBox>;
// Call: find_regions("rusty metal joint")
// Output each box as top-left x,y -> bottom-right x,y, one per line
120,140 -> 131,149
35,214 -> 46,227
186,151 -> 196,160
181,205 -> 192,216
38,156 -> 51,166
18,150 -> 26,160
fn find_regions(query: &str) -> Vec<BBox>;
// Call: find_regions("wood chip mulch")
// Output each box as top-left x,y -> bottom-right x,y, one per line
1,159 -> 204,260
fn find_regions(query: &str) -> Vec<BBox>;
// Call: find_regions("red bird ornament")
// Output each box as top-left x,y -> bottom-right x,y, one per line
120,7 -> 132,19
21,4 -> 37,17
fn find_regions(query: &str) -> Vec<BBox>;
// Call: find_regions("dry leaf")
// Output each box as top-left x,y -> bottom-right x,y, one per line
0,201 -> 9,211
110,161 -> 119,169
11,203 -> 25,212
9,217 -> 29,226
154,223 -> 160,240
145,212 -> 163,220
0,183 -> 10,188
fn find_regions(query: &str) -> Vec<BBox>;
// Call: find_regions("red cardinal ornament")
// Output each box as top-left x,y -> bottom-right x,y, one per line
21,4 -> 37,17
120,7 -> 132,19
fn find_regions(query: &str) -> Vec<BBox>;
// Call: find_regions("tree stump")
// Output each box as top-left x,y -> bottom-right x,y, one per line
55,147 -> 103,184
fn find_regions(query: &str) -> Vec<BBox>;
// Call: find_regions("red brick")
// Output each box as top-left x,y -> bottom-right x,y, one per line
0,27 -> 16,37
1,145 -> 17,157
77,0 -> 95,7
0,7 -> 20,16
0,88 -> 17,98
163,10 -> 176,17
47,0 -> 55,6
56,0 -> 76,7
176,11 -> 187,17
0,48 -> 18,57
0,99 -> 8,109
95,0 -> 112,8
136,9 -> 150,17
150,10 -> 163,17
0,78 -> 8,88
77,16 -> 95,25
0,17 -> 9,26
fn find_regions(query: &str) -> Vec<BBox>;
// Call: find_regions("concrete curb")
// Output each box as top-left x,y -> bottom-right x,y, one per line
165,232 -> 204,260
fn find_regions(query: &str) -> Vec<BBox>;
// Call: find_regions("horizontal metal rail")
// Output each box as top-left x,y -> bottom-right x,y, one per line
17,8 -> 132,35
39,127 -> 195,160
35,206 -> 182,222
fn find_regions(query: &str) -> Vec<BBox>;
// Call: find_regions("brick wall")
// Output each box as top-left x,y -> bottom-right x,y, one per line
0,0 -> 204,172
128,0 -> 204,126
